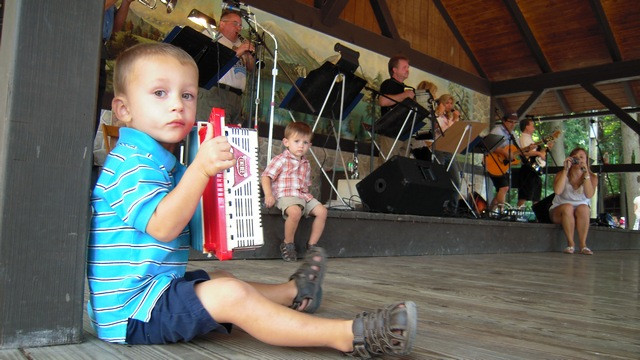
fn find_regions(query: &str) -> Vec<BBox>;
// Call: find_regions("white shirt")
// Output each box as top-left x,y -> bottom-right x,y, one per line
519,132 -> 533,149
201,32 -> 247,91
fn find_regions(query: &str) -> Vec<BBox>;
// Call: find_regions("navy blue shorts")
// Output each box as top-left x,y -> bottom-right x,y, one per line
125,270 -> 232,344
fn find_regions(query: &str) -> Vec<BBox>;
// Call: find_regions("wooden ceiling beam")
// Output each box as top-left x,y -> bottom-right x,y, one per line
516,90 -> 545,118
431,0 -> 487,78
503,0 -> 550,73
492,59 -> 640,96
242,0 -> 490,94
588,0 -> 622,62
320,0 -> 349,27
554,90 -> 572,114
502,1 -> 574,115
622,82 -> 638,107
582,83 -> 640,135
534,107 -> 640,121
369,0 -> 401,39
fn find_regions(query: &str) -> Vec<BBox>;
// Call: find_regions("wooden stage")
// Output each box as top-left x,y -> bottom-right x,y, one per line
1,250 -> 638,359
225,209 -> 640,260
2,211 -> 638,359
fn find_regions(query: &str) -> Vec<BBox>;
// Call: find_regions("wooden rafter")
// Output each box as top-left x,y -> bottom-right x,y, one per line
582,83 -> 640,135
554,90 -> 572,114
516,90 -> 545,119
492,59 -> 640,96
503,0 -> 550,73
502,0 -> 573,115
431,0 -> 486,78
320,0 -> 349,27
369,0 -> 401,39
588,0 -> 622,62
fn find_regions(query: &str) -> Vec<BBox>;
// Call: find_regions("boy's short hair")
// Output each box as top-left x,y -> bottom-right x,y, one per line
284,121 -> 313,140
113,43 -> 197,96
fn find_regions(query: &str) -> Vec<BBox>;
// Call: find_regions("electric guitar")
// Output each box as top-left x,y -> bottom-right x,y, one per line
484,130 -> 560,176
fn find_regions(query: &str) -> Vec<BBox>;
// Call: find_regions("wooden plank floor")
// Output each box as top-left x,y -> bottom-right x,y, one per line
3,250 -> 639,359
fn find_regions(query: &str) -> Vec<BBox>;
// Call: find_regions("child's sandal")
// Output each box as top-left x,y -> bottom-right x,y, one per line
346,301 -> 417,359
280,242 -> 297,262
289,246 -> 327,313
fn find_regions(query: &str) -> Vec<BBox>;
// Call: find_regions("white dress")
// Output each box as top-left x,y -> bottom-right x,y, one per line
549,179 -> 590,211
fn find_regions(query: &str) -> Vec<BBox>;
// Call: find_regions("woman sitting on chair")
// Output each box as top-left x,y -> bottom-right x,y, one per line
549,147 -> 598,255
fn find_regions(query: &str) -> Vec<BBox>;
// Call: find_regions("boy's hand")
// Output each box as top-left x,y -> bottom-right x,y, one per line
264,194 -> 276,208
195,124 -> 236,178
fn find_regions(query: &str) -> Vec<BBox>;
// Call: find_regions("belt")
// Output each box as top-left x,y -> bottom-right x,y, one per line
217,84 -> 243,96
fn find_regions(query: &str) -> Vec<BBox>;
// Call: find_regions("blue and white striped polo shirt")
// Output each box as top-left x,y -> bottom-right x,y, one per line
87,128 -> 190,343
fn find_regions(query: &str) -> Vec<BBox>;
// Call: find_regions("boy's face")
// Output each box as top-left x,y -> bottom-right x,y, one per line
283,132 -> 311,159
113,55 -> 198,151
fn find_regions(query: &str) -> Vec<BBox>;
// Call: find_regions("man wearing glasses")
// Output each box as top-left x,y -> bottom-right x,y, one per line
197,10 -> 255,126
487,113 -> 519,212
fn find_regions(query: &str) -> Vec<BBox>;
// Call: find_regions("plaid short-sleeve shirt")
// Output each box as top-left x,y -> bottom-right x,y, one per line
262,149 -> 313,202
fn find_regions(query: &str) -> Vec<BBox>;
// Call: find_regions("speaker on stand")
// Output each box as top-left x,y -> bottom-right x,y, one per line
356,156 -> 456,216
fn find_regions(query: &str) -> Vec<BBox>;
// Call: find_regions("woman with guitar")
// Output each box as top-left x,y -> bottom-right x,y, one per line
549,147 -> 598,255
486,113 -> 519,213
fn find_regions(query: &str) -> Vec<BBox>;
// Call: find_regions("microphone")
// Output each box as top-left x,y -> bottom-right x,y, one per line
222,2 -> 253,16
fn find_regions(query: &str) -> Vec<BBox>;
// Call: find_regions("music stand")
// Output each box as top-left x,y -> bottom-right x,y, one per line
164,26 -> 237,90
279,61 -> 366,207
280,62 -> 365,121
370,98 -> 429,159
430,121 -> 487,217
460,133 -> 503,215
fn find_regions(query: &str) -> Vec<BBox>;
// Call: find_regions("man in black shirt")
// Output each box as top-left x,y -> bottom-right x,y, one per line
375,55 -> 416,162
378,55 -> 415,115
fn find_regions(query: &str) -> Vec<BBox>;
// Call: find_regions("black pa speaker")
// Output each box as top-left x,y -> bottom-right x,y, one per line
356,156 -> 456,216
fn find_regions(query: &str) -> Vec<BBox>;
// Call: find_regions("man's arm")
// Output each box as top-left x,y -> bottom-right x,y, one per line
234,42 -> 256,71
113,0 -> 133,33
378,89 -> 414,107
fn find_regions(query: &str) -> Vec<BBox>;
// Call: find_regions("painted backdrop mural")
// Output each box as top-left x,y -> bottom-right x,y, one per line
105,1 -> 489,142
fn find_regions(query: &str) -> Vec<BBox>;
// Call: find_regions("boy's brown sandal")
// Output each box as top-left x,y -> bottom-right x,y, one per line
346,301 -> 417,359
280,242 -> 297,262
289,246 -> 327,313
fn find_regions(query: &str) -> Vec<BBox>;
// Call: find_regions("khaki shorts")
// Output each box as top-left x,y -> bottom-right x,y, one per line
276,197 -> 322,219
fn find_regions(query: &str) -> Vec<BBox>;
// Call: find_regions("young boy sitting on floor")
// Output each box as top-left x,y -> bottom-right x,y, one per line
86,42 -> 416,358
261,122 -> 328,262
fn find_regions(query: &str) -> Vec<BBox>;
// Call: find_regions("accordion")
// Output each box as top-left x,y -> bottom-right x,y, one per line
187,108 -> 264,260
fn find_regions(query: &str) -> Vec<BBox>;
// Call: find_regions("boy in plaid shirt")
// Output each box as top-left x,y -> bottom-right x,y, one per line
262,122 -> 328,262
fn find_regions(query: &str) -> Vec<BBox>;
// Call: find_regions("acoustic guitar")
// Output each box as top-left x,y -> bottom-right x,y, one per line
484,130 -> 560,177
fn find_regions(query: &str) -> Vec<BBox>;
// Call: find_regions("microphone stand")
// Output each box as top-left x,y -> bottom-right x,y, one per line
245,31 -> 261,129
242,9 -> 315,162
